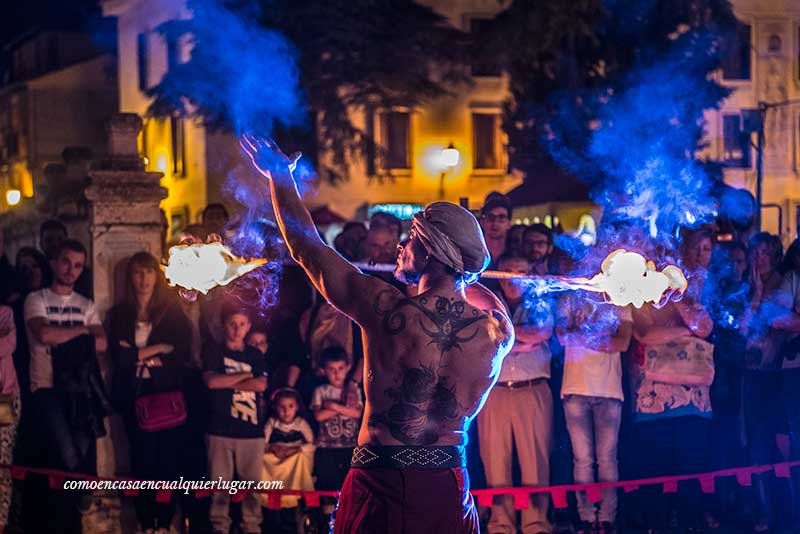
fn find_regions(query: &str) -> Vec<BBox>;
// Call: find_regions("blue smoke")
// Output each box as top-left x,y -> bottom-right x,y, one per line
154,0 -> 305,137
544,30 -> 728,256
151,0 -> 314,314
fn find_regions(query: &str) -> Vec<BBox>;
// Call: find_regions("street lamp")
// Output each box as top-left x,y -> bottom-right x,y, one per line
5,189 -> 21,207
438,142 -> 459,199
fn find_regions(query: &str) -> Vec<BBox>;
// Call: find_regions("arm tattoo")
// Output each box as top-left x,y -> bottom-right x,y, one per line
373,290 -> 486,354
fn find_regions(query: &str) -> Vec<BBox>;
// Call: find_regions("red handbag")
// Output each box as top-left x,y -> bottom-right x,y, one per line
134,359 -> 187,431
135,389 -> 187,431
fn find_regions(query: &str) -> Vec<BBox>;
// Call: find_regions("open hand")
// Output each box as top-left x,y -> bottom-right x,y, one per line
239,134 -> 301,179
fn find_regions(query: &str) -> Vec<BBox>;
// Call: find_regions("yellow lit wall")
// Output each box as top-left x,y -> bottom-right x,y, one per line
104,0 -> 210,239
699,0 -> 800,242
311,75 -> 522,219
310,0 -> 522,218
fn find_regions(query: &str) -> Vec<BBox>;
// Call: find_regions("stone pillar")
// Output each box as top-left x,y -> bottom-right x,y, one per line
85,114 -> 166,509
86,114 -> 167,318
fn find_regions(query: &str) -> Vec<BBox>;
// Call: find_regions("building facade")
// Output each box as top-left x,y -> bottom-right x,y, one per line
311,0 -> 522,219
104,0 -> 521,231
0,30 -> 118,216
702,0 -> 800,241
103,0 -> 221,242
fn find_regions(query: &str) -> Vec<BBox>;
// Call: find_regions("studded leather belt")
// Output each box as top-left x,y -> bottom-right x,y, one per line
494,377 -> 546,389
351,445 -> 466,469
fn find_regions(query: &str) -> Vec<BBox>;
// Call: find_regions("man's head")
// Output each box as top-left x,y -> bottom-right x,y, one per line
396,202 -> 490,285
479,192 -> 512,242
50,239 -> 87,289
523,224 -> 554,264
202,203 -> 229,235
361,225 -> 399,264
40,219 -> 68,259
179,224 -> 210,245
221,303 -> 252,346
319,346 -> 350,388
497,255 -> 530,300
369,212 -> 402,241
334,222 -> 367,261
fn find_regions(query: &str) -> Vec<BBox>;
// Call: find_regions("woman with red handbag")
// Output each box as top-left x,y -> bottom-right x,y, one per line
106,252 -> 191,534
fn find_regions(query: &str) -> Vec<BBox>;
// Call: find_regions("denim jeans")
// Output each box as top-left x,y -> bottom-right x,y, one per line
563,395 -> 622,523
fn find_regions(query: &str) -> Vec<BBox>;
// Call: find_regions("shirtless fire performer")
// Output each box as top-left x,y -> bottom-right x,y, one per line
240,134 -> 513,533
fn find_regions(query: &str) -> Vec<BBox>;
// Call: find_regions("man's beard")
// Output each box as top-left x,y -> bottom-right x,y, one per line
394,265 -> 421,285
56,275 -> 76,286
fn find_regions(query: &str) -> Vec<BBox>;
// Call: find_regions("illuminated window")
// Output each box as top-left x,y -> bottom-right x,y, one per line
722,22 -> 750,80
137,33 -> 149,91
722,114 -> 750,168
380,110 -> 410,170
472,113 -> 500,169
170,116 -> 186,177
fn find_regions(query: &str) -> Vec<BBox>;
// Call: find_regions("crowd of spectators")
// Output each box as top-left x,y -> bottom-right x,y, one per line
0,191 -> 799,534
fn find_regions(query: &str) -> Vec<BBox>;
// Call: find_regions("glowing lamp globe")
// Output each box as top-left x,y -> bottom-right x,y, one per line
441,143 -> 460,169
5,189 -> 21,206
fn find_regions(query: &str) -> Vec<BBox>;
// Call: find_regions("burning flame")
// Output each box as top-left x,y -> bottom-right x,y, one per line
162,242 -> 267,296
559,249 -> 687,308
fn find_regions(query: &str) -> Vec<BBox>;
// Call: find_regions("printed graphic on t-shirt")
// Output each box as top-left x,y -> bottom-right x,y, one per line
312,383 -> 362,448
223,357 -> 257,425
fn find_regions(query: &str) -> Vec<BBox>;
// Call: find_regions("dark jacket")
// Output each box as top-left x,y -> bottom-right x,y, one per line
51,334 -> 114,438
106,299 -> 191,409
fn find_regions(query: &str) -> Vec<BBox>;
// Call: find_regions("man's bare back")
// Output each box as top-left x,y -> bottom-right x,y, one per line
359,287 -> 508,448
241,135 -> 512,533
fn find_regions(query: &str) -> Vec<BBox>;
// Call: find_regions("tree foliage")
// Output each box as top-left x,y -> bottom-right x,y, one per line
148,0 -> 469,183
483,0 -> 738,187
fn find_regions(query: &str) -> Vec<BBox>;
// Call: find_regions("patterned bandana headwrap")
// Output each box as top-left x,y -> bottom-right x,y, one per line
410,202 -> 490,284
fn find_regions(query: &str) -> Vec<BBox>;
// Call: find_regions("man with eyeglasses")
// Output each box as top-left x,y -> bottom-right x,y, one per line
523,223 -> 555,276
479,192 -> 513,268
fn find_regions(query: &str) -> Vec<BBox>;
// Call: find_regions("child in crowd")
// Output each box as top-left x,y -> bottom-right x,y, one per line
246,326 -> 269,358
246,325 -> 271,416
203,304 -> 267,534
310,346 -> 363,514
263,388 -> 315,509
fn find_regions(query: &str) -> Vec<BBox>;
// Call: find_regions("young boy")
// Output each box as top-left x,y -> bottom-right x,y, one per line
310,346 -> 363,512
245,326 -> 269,357
203,304 -> 267,534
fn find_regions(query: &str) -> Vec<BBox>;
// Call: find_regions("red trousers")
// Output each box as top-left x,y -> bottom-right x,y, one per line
333,467 -> 479,534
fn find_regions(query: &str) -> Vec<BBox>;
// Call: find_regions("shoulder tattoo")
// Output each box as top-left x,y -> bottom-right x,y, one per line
373,289 -> 487,354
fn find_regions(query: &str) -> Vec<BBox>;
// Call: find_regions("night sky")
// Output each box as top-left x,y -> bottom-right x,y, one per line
0,0 -> 101,48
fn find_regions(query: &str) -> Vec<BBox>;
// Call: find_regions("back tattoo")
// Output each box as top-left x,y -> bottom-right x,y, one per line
369,290 -> 487,445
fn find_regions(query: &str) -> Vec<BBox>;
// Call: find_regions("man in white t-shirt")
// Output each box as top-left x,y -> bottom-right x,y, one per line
478,254 -> 554,534
24,239 -> 106,533
556,289 -> 632,533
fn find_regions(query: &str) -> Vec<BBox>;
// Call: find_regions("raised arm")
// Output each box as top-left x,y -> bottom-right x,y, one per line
240,135 -> 395,324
